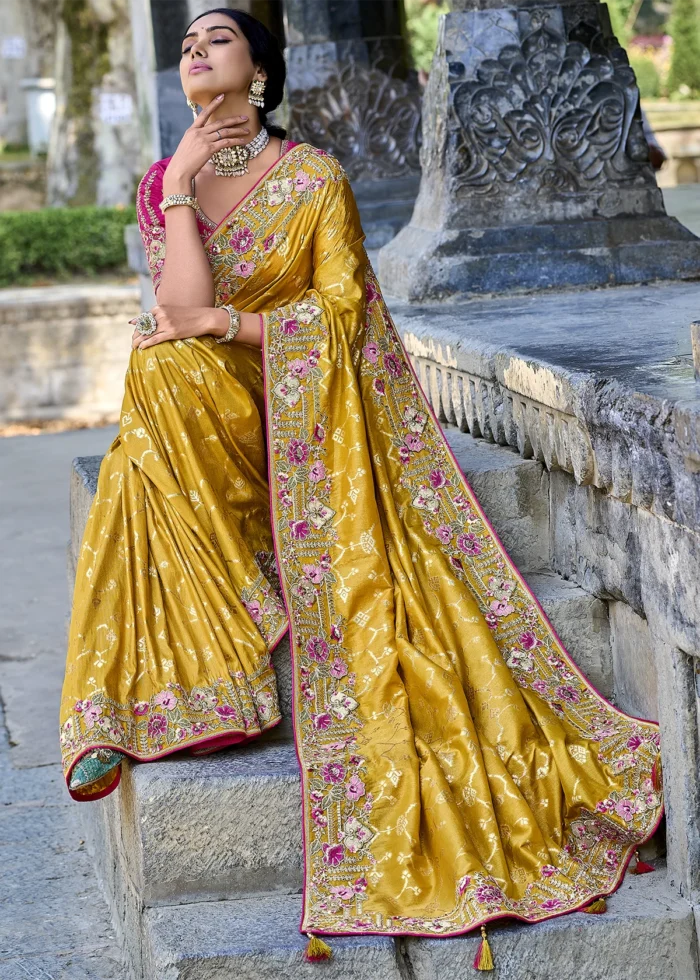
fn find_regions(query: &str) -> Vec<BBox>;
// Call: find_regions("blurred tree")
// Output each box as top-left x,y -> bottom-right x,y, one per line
667,0 -> 700,94
404,0 -> 449,74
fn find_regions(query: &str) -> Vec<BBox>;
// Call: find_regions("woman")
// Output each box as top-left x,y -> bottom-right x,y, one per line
60,6 -> 664,965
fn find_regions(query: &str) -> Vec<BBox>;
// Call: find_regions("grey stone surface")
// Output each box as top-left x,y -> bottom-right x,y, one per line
609,600 -> 659,720
142,894 -> 402,980
404,865 -> 698,980
651,636 -> 700,906
524,572 -> 612,698
0,426 -> 118,768
124,741 -> 303,905
0,424 -> 126,977
550,472 -> 644,614
443,429 -> 551,572
0,284 -> 139,424
692,321 -> 700,380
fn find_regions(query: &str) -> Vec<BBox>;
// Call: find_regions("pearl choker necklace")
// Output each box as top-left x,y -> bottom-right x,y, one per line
210,126 -> 270,177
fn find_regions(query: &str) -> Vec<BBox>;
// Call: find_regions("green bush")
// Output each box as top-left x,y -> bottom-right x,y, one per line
629,53 -> 661,98
667,0 -> 700,96
0,204 -> 136,286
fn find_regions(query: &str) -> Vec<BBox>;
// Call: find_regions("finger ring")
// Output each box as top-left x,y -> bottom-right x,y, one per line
134,311 -> 158,336
217,129 -> 222,140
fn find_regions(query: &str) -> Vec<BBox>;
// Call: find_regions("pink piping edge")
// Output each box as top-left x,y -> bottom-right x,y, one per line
259,268 -> 665,943
64,714 -> 282,802
260,310 -> 313,938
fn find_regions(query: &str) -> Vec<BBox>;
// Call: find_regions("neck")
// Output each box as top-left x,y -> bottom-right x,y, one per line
207,92 -> 261,133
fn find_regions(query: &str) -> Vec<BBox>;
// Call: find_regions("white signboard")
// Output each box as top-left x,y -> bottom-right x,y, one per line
98,92 -> 134,125
2,36 -> 27,59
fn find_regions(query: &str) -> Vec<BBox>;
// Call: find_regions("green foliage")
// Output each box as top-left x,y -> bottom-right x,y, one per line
605,0 -> 635,44
667,0 -> 700,95
629,53 -> 661,97
404,0 -> 449,73
0,205 -> 136,286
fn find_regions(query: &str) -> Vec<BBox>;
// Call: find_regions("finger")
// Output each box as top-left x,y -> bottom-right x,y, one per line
194,93 -> 225,127
203,115 -> 248,133
210,125 -> 251,141
137,333 -> 167,350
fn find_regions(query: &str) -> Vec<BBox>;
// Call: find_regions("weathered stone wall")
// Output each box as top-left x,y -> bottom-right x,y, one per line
0,284 -> 140,424
394,308 -> 700,907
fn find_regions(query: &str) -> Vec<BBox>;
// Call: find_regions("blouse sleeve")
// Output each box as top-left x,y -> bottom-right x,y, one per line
136,162 -> 167,294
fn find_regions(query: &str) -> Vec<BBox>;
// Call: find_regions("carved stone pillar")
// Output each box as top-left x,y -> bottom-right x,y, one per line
284,0 -> 422,247
379,0 -> 700,300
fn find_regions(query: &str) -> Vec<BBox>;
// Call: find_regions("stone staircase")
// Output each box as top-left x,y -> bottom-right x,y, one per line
69,427 -> 699,980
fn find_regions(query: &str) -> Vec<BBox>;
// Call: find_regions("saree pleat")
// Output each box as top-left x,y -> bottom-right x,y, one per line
61,141 -> 663,937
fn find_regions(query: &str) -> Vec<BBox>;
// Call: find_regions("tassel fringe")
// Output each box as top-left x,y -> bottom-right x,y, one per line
629,849 -> 655,875
473,925 -> 494,971
652,757 -> 663,792
582,898 -> 607,914
304,933 -> 332,963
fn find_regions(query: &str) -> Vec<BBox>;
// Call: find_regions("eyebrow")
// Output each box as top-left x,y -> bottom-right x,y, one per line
182,25 -> 237,44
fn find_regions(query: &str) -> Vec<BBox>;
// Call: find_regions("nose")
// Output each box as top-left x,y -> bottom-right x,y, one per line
190,36 -> 207,58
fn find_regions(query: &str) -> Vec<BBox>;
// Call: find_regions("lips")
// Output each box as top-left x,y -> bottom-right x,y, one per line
189,63 -> 212,74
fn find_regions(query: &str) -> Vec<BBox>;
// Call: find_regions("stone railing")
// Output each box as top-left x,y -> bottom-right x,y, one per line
0,283 -> 140,425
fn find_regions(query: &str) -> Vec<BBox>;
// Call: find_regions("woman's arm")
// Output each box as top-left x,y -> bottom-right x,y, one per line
157,166 -> 216,308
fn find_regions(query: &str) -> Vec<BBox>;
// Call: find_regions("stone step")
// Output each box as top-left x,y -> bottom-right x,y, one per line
137,867 -> 697,980
83,570 -> 613,911
442,427 -> 551,573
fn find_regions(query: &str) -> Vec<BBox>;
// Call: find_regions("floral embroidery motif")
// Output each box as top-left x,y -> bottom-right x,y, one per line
61,667 -> 280,776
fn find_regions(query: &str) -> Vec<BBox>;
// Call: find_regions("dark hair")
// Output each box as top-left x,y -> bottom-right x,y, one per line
184,8 -> 287,139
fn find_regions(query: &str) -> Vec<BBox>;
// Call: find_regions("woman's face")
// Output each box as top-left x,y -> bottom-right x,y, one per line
180,13 -> 264,105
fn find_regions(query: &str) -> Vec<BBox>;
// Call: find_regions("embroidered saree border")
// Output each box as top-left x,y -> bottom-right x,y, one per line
255,150 -> 663,938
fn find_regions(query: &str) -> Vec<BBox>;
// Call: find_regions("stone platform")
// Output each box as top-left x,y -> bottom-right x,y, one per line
69,409 -> 690,978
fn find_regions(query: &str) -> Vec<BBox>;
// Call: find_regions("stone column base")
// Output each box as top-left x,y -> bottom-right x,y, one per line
379,214 -> 700,301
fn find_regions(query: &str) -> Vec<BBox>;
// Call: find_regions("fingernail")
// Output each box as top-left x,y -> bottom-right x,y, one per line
216,93 -> 224,100
241,114 -> 248,120
128,318 -> 137,324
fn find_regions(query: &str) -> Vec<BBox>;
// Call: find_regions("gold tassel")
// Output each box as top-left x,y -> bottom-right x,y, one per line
304,933 -> 332,963
473,925 -> 494,971
652,756 -> 663,792
582,897 -> 607,914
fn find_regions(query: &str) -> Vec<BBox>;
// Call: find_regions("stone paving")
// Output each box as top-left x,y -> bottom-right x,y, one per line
0,424 -> 125,979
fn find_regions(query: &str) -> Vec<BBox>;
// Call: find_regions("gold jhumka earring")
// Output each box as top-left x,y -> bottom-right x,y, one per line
187,97 -> 199,121
248,77 -> 265,108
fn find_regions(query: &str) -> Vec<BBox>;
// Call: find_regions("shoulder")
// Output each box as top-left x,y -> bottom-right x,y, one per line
293,143 -> 348,183
136,158 -> 173,224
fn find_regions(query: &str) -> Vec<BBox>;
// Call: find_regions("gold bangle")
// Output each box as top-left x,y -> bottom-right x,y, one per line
159,194 -> 198,214
216,305 -> 241,343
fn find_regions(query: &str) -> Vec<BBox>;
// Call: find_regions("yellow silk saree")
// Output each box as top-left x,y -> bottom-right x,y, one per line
60,140 -> 664,943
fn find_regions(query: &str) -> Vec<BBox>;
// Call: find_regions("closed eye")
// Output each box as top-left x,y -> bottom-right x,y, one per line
182,38 -> 231,55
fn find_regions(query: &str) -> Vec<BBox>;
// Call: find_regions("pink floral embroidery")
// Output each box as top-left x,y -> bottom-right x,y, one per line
233,260 -> 256,277
323,843 -> 344,865
307,637 -> 329,662
322,761 -> 346,784
229,226 -> 254,253
154,690 -> 177,710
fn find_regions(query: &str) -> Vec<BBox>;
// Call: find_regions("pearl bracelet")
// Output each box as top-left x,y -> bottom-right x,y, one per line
159,194 -> 199,214
216,305 -> 241,343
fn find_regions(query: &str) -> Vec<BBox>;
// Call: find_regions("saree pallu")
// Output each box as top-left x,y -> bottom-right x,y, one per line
60,141 -> 664,939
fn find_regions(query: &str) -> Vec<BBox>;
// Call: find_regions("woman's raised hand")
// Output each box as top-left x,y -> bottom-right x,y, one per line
162,94 -> 251,192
